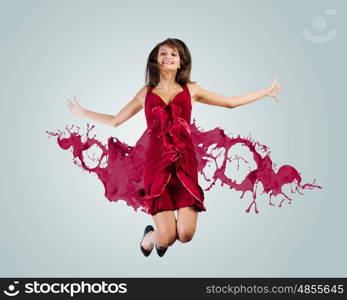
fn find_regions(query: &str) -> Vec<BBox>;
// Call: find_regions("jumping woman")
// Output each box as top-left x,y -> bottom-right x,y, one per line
67,38 -> 281,257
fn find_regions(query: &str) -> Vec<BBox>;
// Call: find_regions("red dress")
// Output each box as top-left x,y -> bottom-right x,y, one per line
47,83 -> 318,215
143,84 -> 206,215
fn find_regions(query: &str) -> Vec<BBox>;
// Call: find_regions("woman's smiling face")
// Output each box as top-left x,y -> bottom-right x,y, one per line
157,45 -> 181,71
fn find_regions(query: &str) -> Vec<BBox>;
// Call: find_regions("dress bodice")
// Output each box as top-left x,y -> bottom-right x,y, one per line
144,84 -> 192,129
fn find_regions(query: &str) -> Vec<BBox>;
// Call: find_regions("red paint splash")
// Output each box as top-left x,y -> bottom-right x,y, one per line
45,119 -> 322,214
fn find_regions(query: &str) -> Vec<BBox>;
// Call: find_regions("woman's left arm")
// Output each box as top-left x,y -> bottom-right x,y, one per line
191,77 -> 282,109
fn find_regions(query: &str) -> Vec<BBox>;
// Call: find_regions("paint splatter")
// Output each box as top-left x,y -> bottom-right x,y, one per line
45,120 -> 322,214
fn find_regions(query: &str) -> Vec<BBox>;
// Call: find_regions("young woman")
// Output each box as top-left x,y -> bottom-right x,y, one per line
67,38 -> 281,257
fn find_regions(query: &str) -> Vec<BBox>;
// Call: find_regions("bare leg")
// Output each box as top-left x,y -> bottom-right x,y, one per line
140,231 -> 155,251
141,210 -> 178,250
176,206 -> 198,243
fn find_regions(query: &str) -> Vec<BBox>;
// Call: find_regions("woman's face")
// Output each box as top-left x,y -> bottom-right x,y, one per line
157,45 -> 181,72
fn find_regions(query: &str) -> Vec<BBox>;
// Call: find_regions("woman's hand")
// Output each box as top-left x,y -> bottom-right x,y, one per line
266,77 -> 282,103
67,96 -> 85,117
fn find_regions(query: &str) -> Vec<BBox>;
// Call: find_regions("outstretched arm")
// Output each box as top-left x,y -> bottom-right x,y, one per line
191,77 -> 282,109
67,86 -> 147,127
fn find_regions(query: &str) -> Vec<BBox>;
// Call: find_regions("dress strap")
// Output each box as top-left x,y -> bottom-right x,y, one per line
147,84 -> 186,95
147,84 -> 186,88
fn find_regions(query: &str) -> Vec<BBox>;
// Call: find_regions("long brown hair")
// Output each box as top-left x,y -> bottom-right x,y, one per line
144,38 -> 196,87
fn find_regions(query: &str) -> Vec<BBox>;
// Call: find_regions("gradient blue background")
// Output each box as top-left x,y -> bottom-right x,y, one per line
1,0 -> 346,277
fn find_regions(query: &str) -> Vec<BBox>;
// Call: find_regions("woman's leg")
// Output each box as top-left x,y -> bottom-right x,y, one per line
141,210 -> 178,250
176,207 -> 198,243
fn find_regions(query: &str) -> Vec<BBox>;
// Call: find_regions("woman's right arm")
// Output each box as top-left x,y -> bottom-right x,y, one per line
67,86 -> 147,127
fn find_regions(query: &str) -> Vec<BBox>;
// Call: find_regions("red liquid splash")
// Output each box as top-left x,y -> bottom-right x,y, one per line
45,119 -> 322,214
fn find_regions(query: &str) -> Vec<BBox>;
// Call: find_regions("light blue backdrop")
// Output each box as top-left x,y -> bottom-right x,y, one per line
1,0 -> 346,277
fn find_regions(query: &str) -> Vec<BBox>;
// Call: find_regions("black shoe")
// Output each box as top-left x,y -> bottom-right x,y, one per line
156,245 -> 168,257
140,225 -> 154,257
